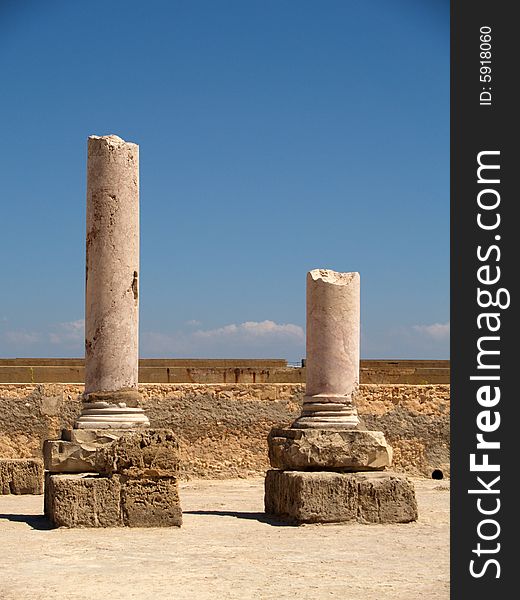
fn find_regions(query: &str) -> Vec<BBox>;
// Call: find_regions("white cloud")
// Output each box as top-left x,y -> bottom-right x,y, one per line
141,331 -> 186,355
3,330 -> 42,345
413,321 -> 450,341
193,320 -> 304,340
49,320 -> 84,345
185,319 -> 202,327
1,320 -> 85,353
141,320 -> 305,359
1,318 -> 305,360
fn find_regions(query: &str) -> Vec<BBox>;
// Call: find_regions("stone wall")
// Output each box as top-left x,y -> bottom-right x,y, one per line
0,383 -> 449,479
0,359 -> 450,384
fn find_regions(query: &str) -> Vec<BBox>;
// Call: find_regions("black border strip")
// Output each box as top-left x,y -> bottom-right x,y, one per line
451,1 -> 517,596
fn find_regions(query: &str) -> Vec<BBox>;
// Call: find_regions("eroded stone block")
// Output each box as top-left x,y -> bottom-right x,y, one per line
45,474 -> 122,527
0,458 -> 43,494
63,429 -> 127,444
96,429 -> 180,477
121,477 -> 182,527
264,470 -> 418,524
268,428 -> 392,471
43,440 -> 98,473
44,429 -> 180,477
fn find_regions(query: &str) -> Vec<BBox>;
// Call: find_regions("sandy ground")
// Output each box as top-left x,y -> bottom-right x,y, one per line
1,478 -> 449,600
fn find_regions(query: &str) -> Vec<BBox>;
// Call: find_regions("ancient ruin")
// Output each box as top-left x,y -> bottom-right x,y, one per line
2,142 -> 433,530
265,269 -> 419,523
43,135 -> 182,527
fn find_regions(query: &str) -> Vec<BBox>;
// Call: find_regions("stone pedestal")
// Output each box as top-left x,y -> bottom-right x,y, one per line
265,269 -> 418,524
44,429 -> 182,527
45,473 -> 182,528
268,428 -> 392,471
265,470 -> 418,524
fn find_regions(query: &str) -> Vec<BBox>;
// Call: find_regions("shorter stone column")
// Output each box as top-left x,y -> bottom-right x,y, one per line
293,269 -> 360,429
264,269 -> 418,524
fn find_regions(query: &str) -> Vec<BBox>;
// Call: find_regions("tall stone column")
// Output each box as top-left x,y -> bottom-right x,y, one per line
75,135 -> 149,429
293,269 -> 360,429
43,135 -> 181,529
265,268 -> 418,524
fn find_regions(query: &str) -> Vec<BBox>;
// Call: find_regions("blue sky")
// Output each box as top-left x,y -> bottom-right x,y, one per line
0,0 -> 449,360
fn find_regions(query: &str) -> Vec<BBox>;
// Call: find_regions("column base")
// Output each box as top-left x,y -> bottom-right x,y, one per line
264,470 -> 418,524
74,407 -> 150,429
292,393 -> 359,429
268,428 -> 392,471
75,389 -> 150,428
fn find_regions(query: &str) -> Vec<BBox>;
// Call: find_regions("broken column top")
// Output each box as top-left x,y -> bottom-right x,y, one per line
88,134 -> 138,149
89,134 -> 129,142
309,269 -> 359,285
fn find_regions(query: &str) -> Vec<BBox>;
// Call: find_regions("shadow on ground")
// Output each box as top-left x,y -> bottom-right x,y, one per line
183,509 -> 296,527
0,512 -> 54,530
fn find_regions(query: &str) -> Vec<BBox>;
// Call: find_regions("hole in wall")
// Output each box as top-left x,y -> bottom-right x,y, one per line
431,469 -> 444,480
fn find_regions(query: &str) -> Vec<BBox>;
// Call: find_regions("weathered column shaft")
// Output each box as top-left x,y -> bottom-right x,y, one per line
76,134 -> 149,428
293,269 -> 360,429
265,269 -> 412,525
85,135 -> 139,396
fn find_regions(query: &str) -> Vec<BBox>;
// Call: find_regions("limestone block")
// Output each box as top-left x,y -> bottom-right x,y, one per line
121,477 -> 182,527
0,458 -> 44,494
44,430 -> 127,473
264,470 -> 418,524
268,428 -> 392,471
63,428 -> 127,444
43,440 -> 98,473
45,473 -> 183,528
96,429 -> 180,477
44,472 -> 52,516
45,474 -> 122,527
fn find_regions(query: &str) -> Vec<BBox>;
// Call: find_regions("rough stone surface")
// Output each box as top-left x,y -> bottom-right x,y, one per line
294,269 -> 360,429
43,429 -> 125,473
44,429 -> 179,477
96,429 -> 180,477
0,383 -> 450,478
265,470 -> 418,524
43,440 -> 98,473
63,428 -> 127,444
45,473 -> 182,528
121,477 -> 182,527
0,458 -> 43,494
45,474 -> 122,527
268,428 -> 392,471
